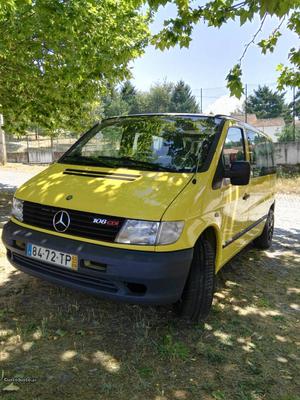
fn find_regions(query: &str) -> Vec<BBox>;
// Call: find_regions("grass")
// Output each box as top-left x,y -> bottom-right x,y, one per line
157,334 -> 190,360
0,185 -> 299,399
0,241 -> 298,400
275,168 -> 300,194
276,175 -> 300,194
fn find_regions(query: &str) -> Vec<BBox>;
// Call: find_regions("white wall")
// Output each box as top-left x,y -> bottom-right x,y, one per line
28,149 -> 53,163
274,141 -> 300,165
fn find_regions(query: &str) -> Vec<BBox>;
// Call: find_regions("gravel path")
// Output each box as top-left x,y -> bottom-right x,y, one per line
274,194 -> 300,254
0,163 -> 46,191
0,170 -> 37,190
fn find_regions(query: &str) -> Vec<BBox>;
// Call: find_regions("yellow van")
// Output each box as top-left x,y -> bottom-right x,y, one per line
2,114 -> 276,320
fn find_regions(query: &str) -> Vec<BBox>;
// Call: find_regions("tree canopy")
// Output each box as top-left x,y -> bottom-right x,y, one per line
277,124 -> 300,142
0,0 -> 149,134
169,80 -> 199,113
1,0 -> 299,135
148,0 -> 300,98
246,85 -> 288,119
293,90 -> 300,119
101,80 -> 199,117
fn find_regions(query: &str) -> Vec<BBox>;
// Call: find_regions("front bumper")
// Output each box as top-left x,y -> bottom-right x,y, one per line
2,221 -> 193,304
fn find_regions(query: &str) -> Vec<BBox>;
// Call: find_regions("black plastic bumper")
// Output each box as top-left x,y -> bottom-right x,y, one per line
2,221 -> 193,304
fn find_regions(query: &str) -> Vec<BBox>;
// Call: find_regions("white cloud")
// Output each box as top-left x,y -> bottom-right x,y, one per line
204,94 -> 245,115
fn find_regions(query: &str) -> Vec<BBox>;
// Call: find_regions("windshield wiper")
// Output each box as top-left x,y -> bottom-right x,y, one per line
98,156 -> 177,172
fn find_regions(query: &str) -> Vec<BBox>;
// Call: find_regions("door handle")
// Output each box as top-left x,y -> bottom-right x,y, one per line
243,193 -> 250,200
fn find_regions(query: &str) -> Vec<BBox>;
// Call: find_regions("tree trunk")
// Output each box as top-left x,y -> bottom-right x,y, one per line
0,115 -> 7,165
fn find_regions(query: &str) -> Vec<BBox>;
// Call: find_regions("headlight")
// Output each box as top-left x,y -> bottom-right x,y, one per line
115,219 -> 184,245
157,221 -> 184,245
12,197 -> 23,221
115,220 -> 159,245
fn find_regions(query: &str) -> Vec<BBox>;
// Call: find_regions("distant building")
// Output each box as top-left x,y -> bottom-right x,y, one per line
231,113 -> 285,142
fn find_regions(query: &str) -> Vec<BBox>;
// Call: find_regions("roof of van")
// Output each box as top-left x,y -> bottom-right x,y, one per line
103,113 -> 273,141
104,112 -> 244,120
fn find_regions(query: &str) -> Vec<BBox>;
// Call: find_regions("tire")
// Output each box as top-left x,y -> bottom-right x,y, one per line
174,237 -> 215,322
253,208 -> 274,250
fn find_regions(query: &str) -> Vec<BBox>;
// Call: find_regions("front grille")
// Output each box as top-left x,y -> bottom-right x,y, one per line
12,253 -> 118,293
22,201 -> 125,242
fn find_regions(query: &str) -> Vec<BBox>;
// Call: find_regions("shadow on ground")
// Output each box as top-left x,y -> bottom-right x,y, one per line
0,184 -> 15,227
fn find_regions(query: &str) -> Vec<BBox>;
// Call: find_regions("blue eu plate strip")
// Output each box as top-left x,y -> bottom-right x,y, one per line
27,243 -> 32,256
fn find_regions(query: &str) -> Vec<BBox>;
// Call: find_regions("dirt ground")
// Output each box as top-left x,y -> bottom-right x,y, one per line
1,162 -> 47,174
0,164 -> 299,400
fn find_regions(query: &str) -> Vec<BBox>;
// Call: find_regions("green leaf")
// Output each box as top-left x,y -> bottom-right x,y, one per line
226,64 -> 244,99
258,31 -> 281,54
239,9 -> 250,26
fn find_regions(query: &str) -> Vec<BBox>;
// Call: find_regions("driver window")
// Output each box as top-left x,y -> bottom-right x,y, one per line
223,127 -> 246,169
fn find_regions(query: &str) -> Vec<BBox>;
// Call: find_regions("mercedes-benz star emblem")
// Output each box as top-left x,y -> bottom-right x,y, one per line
53,210 -> 71,232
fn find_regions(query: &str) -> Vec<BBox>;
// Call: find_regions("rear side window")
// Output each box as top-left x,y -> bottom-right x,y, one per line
247,130 -> 275,176
223,127 -> 246,169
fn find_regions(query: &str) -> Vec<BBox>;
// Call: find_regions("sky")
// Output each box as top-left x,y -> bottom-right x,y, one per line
131,4 -> 298,114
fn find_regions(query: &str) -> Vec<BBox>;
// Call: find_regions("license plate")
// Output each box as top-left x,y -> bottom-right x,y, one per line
26,243 -> 78,270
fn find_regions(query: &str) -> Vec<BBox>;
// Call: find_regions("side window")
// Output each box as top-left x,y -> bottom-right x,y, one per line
247,130 -> 274,176
266,140 -> 276,172
223,127 -> 246,169
212,126 -> 245,189
247,130 -> 260,177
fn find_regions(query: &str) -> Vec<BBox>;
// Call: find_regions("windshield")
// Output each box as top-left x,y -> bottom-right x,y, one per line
59,115 -> 223,173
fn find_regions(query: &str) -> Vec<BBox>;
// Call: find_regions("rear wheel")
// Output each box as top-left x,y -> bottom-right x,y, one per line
253,208 -> 274,250
174,237 -> 215,322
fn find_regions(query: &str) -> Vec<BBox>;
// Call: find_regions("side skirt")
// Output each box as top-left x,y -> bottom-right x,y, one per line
222,214 -> 268,249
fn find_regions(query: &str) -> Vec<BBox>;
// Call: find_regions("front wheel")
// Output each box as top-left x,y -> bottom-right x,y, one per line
174,237 -> 215,322
253,208 -> 274,250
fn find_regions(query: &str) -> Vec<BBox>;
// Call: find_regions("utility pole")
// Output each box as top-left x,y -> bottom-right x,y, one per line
200,88 -> 203,113
0,114 -> 7,165
292,86 -> 296,141
245,84 -> 248,123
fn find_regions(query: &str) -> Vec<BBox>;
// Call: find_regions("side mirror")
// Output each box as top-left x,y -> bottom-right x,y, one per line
224,161 -> 250,186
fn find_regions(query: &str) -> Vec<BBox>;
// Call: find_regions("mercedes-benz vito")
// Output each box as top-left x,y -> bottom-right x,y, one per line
2,114 -> 276,320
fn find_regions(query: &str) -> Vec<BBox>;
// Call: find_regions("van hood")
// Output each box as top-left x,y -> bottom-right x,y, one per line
16,163 -> 192,221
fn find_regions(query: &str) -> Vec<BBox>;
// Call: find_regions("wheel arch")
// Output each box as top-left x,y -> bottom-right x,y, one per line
196,225 -> 222,272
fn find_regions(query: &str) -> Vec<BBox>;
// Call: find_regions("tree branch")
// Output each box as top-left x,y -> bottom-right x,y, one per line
272,16 -> 286,35
239,13 -> 267,64
232,2 -> 247,9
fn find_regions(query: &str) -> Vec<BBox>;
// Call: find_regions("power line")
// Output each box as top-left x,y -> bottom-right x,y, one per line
192,82 -> 278,91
